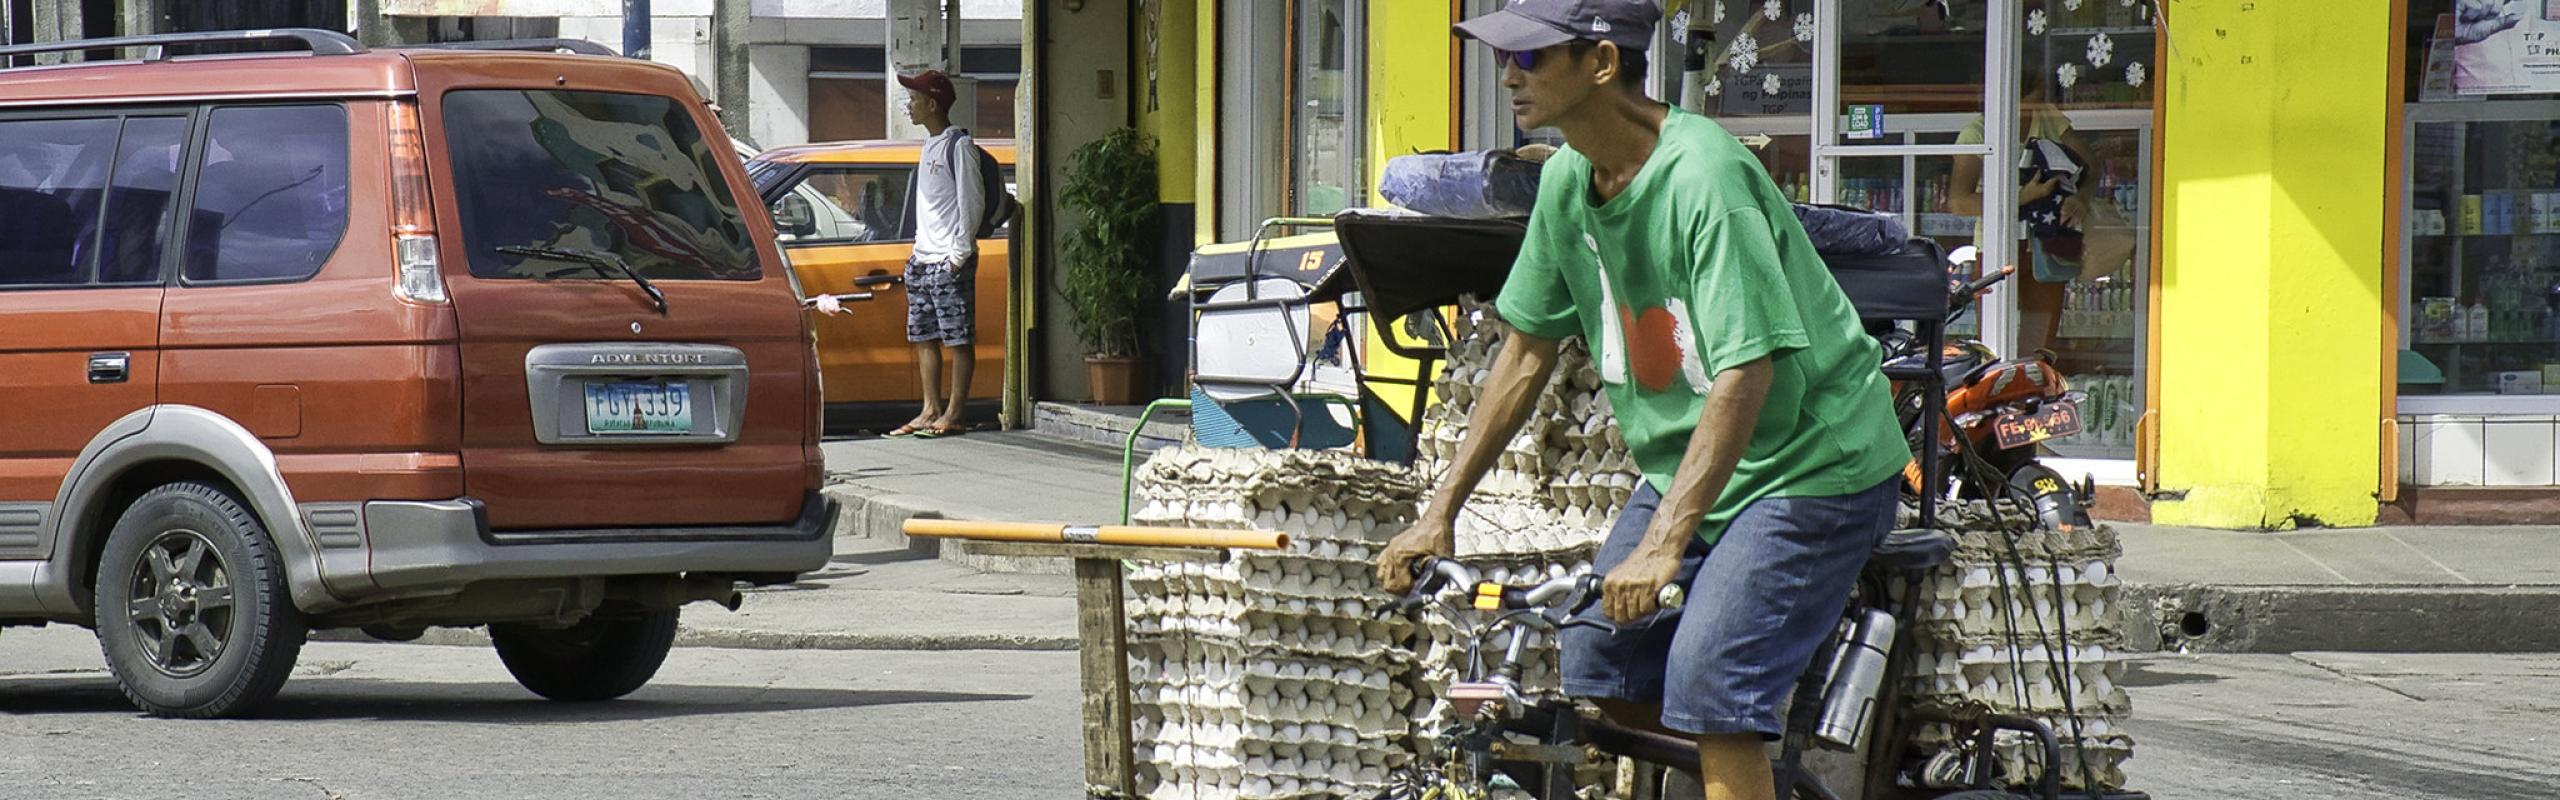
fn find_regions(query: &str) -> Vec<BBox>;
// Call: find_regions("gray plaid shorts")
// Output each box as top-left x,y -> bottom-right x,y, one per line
904,251 -> 978,345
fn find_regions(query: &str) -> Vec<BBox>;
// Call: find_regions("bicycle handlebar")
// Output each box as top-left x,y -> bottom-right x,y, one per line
1395,557 -> 1684,623
1948,264 -> 2016,317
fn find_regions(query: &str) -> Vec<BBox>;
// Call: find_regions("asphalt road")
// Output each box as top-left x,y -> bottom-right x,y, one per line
5,626 -> 2558,799
0,626 -> 1080,800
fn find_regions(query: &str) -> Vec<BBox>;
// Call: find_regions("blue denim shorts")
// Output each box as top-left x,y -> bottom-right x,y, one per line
1558,477 -> 1898,738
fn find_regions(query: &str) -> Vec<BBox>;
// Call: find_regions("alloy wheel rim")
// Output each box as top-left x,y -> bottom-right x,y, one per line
125,530 -> 236,678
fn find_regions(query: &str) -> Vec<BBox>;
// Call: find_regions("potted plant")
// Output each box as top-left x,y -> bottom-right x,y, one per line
1058,127 -> 1160,405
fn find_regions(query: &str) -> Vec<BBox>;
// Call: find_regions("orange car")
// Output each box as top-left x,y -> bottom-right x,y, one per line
747,141 -> 1014,421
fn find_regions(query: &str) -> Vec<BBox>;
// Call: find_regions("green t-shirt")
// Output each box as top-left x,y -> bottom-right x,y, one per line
1493,107 -> 1910,546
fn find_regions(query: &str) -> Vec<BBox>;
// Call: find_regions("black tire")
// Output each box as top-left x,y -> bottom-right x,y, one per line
93,481 -> 307,718
1925,792 -> 2030,800
490,608 -> 680,702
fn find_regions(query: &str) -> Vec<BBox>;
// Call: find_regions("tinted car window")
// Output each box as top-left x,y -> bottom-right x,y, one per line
100,116 -> 189,285
184,105 -> 351,283
444,90 -> 759,281
0,118 -> 118,287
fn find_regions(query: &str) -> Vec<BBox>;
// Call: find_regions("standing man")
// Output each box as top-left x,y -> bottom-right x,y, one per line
889,69 -> 984,438
1373,2 -> 1909,798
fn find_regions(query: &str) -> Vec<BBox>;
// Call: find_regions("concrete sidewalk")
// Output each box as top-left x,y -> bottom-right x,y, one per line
794,430 -> 2560,654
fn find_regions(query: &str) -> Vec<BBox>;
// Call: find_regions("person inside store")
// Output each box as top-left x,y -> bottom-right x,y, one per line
1949,69 -> 2088,356
1372,2 -> 1908,798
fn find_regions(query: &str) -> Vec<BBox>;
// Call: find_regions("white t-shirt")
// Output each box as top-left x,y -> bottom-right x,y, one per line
913,126 -> 985,261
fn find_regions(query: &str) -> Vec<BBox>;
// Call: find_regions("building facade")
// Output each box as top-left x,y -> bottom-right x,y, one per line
1128,1 -> 2531,529
3,0 -> 1023,150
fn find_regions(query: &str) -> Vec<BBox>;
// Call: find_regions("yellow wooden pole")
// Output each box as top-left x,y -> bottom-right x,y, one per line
902,519 -> 1289,550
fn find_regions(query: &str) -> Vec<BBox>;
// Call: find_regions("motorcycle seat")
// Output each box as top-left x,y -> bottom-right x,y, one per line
1870,527 -> 1956,571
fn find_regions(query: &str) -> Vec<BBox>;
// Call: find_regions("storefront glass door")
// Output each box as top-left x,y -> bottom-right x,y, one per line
1804,0 -> 2155,469
1812,0 -> 2014,337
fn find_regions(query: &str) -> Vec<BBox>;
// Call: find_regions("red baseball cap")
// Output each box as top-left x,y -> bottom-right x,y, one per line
898,70 -> 957,109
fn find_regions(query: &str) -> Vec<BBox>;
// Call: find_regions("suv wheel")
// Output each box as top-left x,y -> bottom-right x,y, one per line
490,608 -> 680,702
93,481 -> 307,718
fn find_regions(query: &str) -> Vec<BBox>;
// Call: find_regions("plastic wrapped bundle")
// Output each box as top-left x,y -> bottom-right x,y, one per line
1792,202 -> 1910,256
1378,150 -> 1542,219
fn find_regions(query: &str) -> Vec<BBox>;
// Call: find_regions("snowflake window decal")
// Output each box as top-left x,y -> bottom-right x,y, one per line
1764,0 -> 1784,22
2062,0 -> 2082,11
2027,9 -> 2047,35
2125,61 -> 2146,88
2057,62 -> 2081,91
1706,74 -> 1724,97
2087,32 -> 2114,68
1764,73 -> 1784,96
1795,13 -> 1815,43
1728,32 -> 1761,74
1712,0 -> 1727,25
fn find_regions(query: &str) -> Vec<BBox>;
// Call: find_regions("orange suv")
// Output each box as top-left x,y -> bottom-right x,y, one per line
0,31 -> 831,717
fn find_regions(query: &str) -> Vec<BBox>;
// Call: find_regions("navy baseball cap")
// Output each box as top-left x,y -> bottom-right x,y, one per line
1455,0 -> 1663,53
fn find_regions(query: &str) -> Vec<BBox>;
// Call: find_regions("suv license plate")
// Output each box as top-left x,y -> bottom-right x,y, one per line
584,379 -> 693,435
1992,400 -> 2082,450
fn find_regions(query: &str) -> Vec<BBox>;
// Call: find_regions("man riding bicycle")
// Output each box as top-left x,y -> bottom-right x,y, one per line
1374,2 -> 1908,798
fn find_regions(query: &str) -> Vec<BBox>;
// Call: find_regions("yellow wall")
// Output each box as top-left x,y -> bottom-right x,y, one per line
1138,0 -> 1199,206
2151,1 -> 2391,528
1195,0 -> 1219,244
1364,0 -> 1457,190
1357,0 -> 1462,421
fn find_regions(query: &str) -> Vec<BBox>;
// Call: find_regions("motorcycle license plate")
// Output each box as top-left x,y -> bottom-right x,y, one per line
1993,401 -> 2082,450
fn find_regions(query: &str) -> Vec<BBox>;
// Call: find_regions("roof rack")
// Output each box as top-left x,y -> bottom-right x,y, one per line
413,39 -> 620,57
0,28 -> 364,66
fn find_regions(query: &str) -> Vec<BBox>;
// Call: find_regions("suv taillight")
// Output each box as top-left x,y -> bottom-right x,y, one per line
389,102 -> 447,305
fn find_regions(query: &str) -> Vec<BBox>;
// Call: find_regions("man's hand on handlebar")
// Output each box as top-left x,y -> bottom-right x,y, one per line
1375,516 -> 1456,595
1602,541 -> 1683,624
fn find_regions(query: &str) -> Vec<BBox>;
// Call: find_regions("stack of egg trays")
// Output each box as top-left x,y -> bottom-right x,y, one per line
1889,499 -> 2136,793
1125,446 -> 1430,800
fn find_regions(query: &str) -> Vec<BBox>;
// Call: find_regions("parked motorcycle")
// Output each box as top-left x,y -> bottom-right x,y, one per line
1879,246 -> 2095,532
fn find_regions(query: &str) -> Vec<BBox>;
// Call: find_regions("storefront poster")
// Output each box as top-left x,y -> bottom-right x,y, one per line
2453,1 -> 2560,95
1720,64 -> 1811,116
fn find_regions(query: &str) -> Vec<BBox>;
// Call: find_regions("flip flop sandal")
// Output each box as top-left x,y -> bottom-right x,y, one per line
914,423 -> 966,439
883,422 -> 930,438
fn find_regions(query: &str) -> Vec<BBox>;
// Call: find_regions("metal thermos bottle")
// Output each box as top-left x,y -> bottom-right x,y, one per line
1814,608 -> 1898,751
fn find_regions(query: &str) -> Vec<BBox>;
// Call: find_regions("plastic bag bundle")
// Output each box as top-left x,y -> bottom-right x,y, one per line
1378,151 -> 1542,219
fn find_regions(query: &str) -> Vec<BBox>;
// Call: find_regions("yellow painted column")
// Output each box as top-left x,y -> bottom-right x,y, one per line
1364,0 -> 1458,190
1359,0 -> 1462,422
2151,0 -> 2391,529
1139,0 -> 1198,208
1195,0 -> 1220,245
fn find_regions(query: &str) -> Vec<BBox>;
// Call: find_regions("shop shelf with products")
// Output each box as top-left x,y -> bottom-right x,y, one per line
2400,101 -> 2560,399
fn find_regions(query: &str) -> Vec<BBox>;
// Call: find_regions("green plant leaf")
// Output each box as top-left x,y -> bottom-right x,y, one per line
1057,127 -> 1161,358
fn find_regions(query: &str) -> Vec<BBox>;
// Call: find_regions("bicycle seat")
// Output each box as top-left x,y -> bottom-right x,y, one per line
1870,527 -> 1956,570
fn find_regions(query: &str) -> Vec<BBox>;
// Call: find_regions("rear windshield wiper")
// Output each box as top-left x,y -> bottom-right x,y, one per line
496,246 -> 669,316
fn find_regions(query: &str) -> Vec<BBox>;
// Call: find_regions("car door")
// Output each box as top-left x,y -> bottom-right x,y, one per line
761,163 -> 941,406
0,112 -> 180,563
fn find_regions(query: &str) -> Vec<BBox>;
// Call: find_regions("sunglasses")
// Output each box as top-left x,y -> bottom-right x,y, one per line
1494,48 -> 1543,72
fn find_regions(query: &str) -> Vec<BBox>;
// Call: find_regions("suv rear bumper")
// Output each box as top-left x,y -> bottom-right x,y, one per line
356,491 -> 836,595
